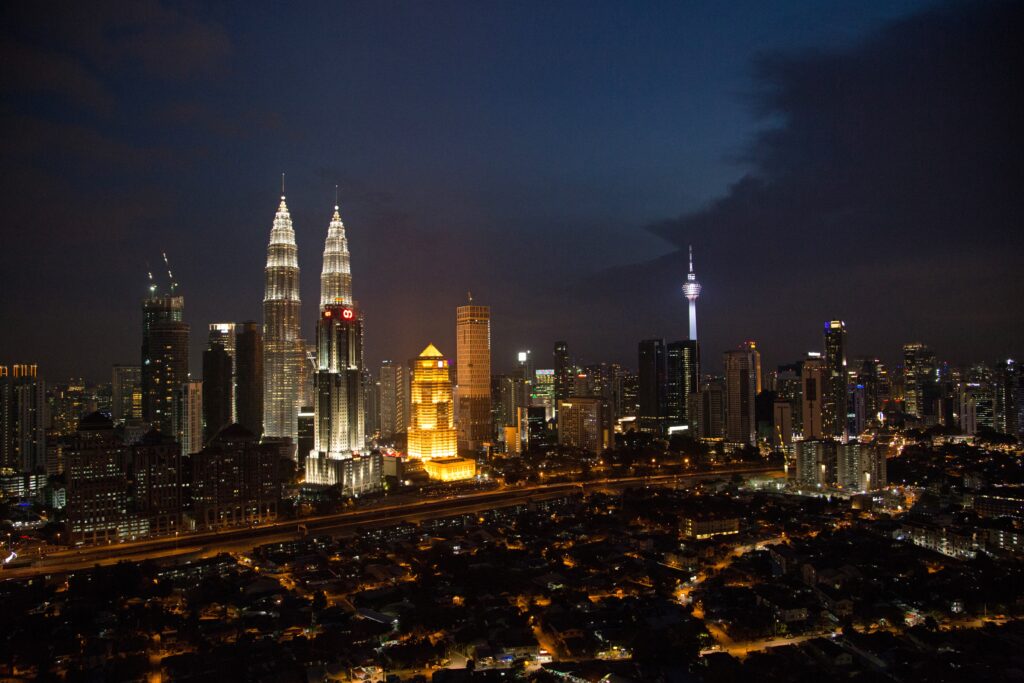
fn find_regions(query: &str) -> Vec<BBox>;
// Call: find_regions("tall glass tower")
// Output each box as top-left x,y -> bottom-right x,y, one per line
262,194 -> 303,445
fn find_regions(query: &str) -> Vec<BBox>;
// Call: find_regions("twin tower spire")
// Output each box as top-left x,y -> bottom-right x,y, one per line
264,189 -> 354,310
262,186 -> 356,445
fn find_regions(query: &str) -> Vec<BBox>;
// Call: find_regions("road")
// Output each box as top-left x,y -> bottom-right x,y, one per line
1,465 -> 781,580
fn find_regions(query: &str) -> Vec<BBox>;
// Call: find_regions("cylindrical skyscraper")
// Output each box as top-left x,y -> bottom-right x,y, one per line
262,194 -> 303,446
682,245 -> 702,342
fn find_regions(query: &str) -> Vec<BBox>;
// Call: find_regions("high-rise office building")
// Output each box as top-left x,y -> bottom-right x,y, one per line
823,320 -> 848,438
111,365 -> 141,423
314,203 -> 363,454
801,353 -> 827,440
903,343 -> 938,421
557,397 -> 611,454
638,339 -> 667,433
202,331 -> 233,443
724,345 -> 758,446
681,245 -> 702,341
407,344 -> 458,461
171,380 -> 202,456
141,292 -> 189,434
456,300 -> 492,452
666,340 -> 700,429
311,304 -> 364,455
554,341 -> 572,406
379,361 -> 408,439
263,194 -> 304,446
234,322 -> 263,437
208,323 -> 237,421
306,203 -> 370,486
0,364 -> 46,472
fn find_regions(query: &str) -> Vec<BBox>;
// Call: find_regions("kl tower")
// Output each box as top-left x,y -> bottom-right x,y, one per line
682,245 -> 702,341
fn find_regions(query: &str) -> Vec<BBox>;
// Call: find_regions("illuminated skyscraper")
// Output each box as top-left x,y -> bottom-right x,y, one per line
305,204 -> 378,492
681,245 -> 702,341
456,299 -> 492,452
262,193 -> 303,446
306,203 -> 368,487
407,344 -> 458,461
823,320 -> 848,438
311,304 -> 364,456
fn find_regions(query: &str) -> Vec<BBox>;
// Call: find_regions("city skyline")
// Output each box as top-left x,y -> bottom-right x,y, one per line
3,4 -> 1024,679
1,1 -> 1022,381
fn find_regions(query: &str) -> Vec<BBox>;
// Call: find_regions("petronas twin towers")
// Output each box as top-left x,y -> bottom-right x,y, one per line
262,192 -> 366,471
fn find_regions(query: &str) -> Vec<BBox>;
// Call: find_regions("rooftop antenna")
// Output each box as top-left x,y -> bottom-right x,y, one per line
281,172 -> 285,197
467,290 -> 473,303
335,184 -> 339,210
146,263 -> 157,296
162,251 -> 178,293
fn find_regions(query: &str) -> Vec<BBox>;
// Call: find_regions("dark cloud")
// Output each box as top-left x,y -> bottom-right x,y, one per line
1,1 -> 231,83
622,0 -> 1024,368
0,39 -> 114,114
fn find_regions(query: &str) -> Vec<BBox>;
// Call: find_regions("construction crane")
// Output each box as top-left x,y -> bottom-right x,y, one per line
162,251 -> 178,293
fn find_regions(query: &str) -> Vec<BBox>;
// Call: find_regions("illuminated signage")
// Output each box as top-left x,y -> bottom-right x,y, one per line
323,307 -> 356,321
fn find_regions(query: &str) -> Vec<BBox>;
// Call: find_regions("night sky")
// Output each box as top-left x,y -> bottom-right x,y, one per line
1,1 -> 1021,383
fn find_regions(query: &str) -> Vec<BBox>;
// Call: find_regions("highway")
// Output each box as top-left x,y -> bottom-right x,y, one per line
1,465 -> 781,580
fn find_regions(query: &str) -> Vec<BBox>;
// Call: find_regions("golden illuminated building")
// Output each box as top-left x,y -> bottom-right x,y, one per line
407,344 -> 458,462
422,456 -> 477,481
